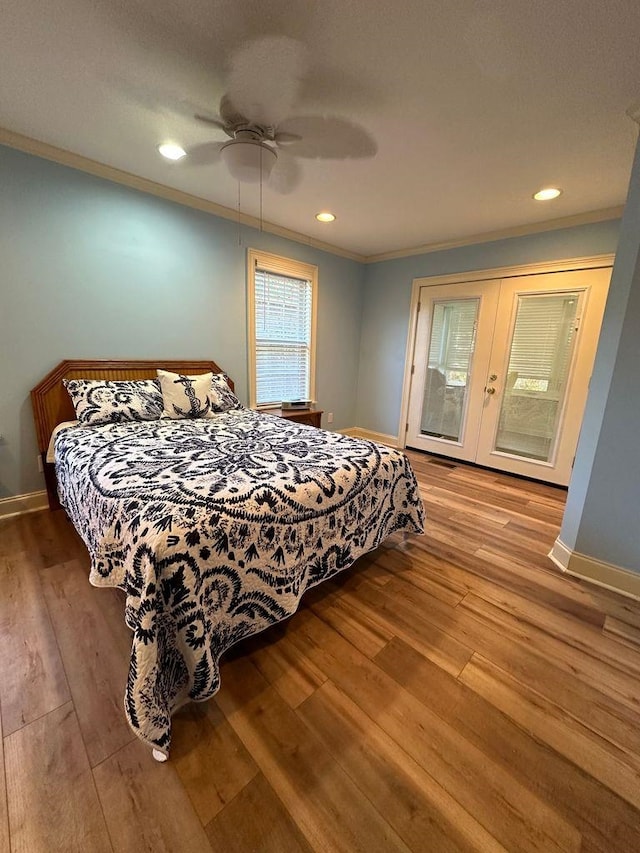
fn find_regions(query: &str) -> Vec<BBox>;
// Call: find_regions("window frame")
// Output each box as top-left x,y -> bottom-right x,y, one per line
247,248 -> 318,410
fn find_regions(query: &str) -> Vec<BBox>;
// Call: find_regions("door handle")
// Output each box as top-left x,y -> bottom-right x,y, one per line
488,374 -> 498,382
485,387 -> 496,395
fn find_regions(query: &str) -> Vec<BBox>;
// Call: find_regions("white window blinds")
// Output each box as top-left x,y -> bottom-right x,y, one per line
429,300 -> 478,372
254,267 -> 313,406
506,293 -> 579,391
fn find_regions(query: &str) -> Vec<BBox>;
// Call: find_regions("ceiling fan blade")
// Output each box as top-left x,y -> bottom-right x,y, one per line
268,152 -> 302,195
217,93 -> 248,126
194,113 -> 226,130
275,116 -> 377,160
299,68 -> 384,113
226,35 -> 306,127
106,75 -> 223,125
184,141 -> 224,166
274,131 -> 302,146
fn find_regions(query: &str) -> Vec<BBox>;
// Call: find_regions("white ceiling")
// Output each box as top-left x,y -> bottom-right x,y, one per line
1,0 -> 639,258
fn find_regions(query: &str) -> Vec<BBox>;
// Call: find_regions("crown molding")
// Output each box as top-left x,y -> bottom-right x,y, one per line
364,206 -> 624,264
0,127 -> 365,263
0,127 -> 626,267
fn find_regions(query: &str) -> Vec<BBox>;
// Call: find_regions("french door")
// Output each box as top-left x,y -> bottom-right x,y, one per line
405,268 -> 610,485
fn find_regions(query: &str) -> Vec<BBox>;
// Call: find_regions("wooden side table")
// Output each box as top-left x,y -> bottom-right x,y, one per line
270,407 -> 323,428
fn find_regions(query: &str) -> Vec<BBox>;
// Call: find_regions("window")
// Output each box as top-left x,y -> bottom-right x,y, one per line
505,292 -> 579,398
428,299 -> 478,387
248,249 -> 318,408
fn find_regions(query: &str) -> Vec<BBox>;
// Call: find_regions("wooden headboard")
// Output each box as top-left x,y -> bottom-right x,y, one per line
31,359 -> 233,509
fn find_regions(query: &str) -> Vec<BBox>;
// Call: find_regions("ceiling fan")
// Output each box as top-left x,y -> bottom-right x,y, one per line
184,35 -> 377,194
194,93 -> 299,185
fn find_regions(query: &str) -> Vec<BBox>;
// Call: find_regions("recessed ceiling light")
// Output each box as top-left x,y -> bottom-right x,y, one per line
158,143 -> 187,161
315,211 -> 336,222
533,187 -> 562,201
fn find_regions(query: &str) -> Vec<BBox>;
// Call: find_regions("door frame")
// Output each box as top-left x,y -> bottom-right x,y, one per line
398,254 -> 615,452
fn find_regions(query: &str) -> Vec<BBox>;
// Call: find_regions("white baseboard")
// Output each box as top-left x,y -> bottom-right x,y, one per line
549,537 -> 640,601
548,538 -> 573,571
338,427 -> 398,448
0,490 -> 48,520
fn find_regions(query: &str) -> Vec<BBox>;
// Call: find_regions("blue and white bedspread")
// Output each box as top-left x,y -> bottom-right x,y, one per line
55,409 -> 425,754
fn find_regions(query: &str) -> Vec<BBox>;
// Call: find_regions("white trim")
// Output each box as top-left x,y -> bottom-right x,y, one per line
0,128 -> 624,265
365,211 -> 623,264
549,537 -> 640,602
398,277 -> 424,451
410,253 -> 615,289
0,127 -> 364,263
247,249 -> 318,410
0,490 -> 48,520
336,427 -> 359,437
337,427 -> 398,447
548,537 -> 573,571
397,254 -> 615,450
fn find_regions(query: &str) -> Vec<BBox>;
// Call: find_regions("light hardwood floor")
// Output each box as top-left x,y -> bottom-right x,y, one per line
1,451 -> 640,851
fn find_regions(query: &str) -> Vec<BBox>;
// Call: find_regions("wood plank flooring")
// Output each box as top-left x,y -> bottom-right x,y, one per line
1,450 -> 640,851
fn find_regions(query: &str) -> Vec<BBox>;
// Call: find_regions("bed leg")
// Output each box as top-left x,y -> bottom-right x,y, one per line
152,749 -> 168,762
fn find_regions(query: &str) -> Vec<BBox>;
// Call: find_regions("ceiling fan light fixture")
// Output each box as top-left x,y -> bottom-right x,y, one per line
315,212 -> 336,222
220,139 -> 277,183
157,143 -> 187,161
533,187 -> 562,201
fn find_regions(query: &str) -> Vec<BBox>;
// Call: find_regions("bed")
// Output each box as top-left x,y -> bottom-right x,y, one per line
31,359 -> 425,759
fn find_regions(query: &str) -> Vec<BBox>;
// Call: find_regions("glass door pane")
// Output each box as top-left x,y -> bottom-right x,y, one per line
420,299 -> 479,442
406,279 -> 498,463
493,292 -> 580,462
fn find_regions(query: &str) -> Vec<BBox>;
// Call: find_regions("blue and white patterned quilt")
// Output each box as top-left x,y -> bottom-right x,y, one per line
55,409 -> 425,754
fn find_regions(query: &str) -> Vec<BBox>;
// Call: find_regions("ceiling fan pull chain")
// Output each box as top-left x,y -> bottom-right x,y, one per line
260,146 -> 264,233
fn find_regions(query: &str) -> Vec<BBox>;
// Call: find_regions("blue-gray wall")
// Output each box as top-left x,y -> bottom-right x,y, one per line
3,141 -> 638,579
356,220 -> 621,437
0,145 -> 364,497
355,193 -> 640,575
559,136 -> 640,572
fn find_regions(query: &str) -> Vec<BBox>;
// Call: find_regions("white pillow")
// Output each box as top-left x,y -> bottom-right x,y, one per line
157,370 -> 216,419
63,378 -> 164,425
210,373 -> 243,412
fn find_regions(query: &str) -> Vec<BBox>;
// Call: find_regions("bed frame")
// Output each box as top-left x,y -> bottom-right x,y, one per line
31,359 -> 232,510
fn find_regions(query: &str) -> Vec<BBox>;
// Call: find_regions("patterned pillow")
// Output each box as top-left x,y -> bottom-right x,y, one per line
210,373 -> 243,412
157,370 -> 216,419
63,379 -> 164,425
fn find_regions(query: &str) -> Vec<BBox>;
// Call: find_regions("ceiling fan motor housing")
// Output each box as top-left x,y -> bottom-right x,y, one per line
220,129 -> 277,182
